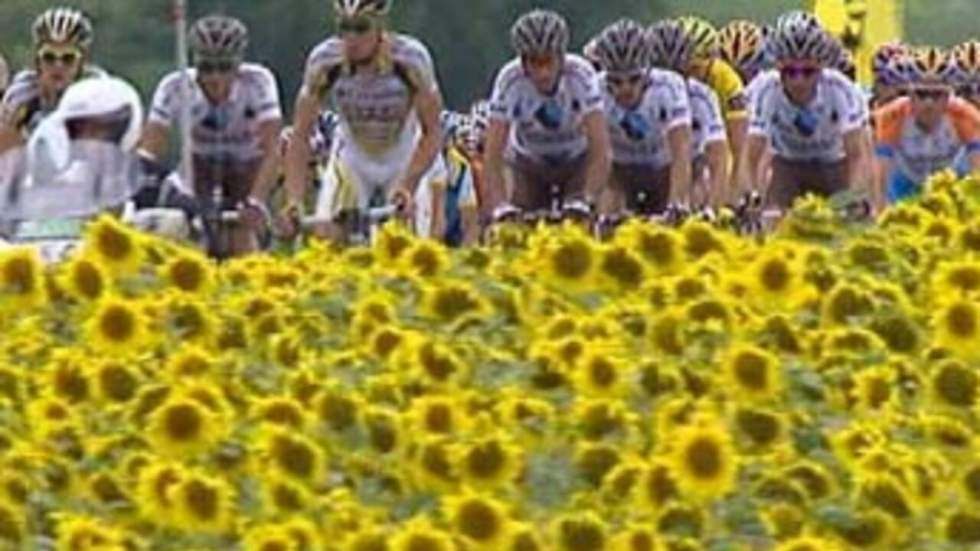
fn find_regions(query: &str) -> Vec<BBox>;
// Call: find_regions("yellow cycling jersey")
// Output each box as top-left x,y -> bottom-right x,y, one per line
704,59 -> 748,121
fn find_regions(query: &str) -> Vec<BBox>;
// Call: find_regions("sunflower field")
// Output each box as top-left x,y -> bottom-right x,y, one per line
2,173 -> 980,551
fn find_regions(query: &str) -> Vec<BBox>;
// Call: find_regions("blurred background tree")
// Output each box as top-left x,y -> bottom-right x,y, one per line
0,0 -> 974,110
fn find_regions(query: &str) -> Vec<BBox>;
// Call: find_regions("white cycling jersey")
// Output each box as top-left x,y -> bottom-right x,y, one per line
302,33 -> 438,158
489,54 -> 603,165
601,68 -> 691,168
148,63 -> 282,163
687,78 -> 727,159
747,68 -> 866,162
1,66 -> 107,136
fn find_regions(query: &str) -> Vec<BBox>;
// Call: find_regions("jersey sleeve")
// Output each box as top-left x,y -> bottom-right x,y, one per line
398,37 -> 439,95
872,99 -> 909,158
949,99 -> 980,152
565,56 -> 603,116
251,66 -> 283,122
747,78 -> 775,138
488,60 -> 521,122
147,72 -> 181,128
701,86 -> 727,144
301,40 -> 343,99
838,79 -> 866,134
711,61 -> 747,120
0,72 -> 38,130
662,73 -> 693,131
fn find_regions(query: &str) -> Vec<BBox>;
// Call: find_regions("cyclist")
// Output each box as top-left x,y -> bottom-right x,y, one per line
592,19 -> 692,215
874,47 -> 980,204
139,14 -> 283,256
718,20 -> 770,85
0,52 -> 8,98
484,9 -> 610,219
678,16 -> 748,188
871,42 -> 910,110
740,11 -> 870,209
0,7 -> 104,155
649,20 -> 729,206
437,114 -> 480,245
282,0 -> 445,243
952,40 -> 980,109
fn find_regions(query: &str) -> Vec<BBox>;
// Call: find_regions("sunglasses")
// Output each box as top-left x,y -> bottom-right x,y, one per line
338,17 -> 375,35
780,64 -> 820,80
959,83 -> 980,97
912,88 -> 951,102
524,54 -> 558,69
197,60 -> 237,74
38,48 -> 81,67
607,72 -> 645,88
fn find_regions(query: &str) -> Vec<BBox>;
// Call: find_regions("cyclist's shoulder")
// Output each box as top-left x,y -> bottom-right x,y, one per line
388,32 -> 434,62
707,59 -> 745,95
946,96 -> 980,119
306,37 -> 345,68
492,58 -> 525,90
648,68 -> 687,91
238,62 -> 279,86
745,70 -> 781,100
562,54 -> 598,86
820,68 -> 861,95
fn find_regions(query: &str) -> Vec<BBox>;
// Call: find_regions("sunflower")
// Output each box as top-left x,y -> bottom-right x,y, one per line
401,239 -> 450,279
598,245 -> 646,291
944,510 -> 980,545
148,394 -> 227,457
315,388 -> 362,432
0,247 -> 46,310
45,352 -> 91,403
508,524 -> 545,551
165,345 -> 216,380
86,296 -> 148,354
392,519 -> 454,551
167,294 -> 217,344
253,395 -> 309,429
456,433 -> 523,490
445,493 -> 511,549
933,299 -> 980,358
681,221 -> 727,260
831,510 -> 895,549
821,282 -> 875,325
613,524 -> 660,551
733,407 -> 786,450
161,250 -> 214,294
635,460 -> 679,513
574,442 -> 622,488
170,470 -> 234,534
774,537 -> 841,551
857,473 -> 917,520
84,215 -> 144,273
747,247 -> 807,307
553,512 -> 608,551
259,427 -> 325,482
666,420 -> 738,501
93,361 -> 141,404
261,474 -> 312,515
572,351 -> 629,398
375,221 -> 416,265
534,228 -> 597,288
53,514 -> 124,551
59,255 -> 108,302
423,281 -> 489,324
928,359 -> 978,409
615,221 -> 682,273
0,500 -> 24,545
721,344 -> 783,401
362,406 -> 403,455
934,259 -> 980,296
243,523 -> 300,551
407,395 -> 468,435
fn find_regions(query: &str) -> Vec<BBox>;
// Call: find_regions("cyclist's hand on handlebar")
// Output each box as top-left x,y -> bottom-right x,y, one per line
274,200 -> 302,238
389,186 -> 415,221
239,197 -> 270,231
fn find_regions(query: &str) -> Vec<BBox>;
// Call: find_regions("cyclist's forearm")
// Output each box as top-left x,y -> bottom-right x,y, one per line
706,142 -> 729,205
249,121 -> 283,202
0,128 -> 21,156
401,132 -> 440,193
583,112 -> 611,202
667,126 -> 693,204
739,136 -> 766,196
284,91 -> 318,204
726,117 -> 748,188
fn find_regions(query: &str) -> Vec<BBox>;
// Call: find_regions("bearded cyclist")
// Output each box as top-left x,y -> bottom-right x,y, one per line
485,9 -> 611,219
649,20 -> 729,206
283,0 -> 445,243
740,11 -> 870,209
0,8 -> 104,155
592,19 -> 692,215
875,47 -> 980,204
140,15 -> 283,256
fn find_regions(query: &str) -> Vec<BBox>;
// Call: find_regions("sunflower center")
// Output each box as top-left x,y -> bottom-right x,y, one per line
466,440 -> 506,480
733,351 -> 771,392
948,512 -> 980,544
558,518 -> 605,551
759,259 -> 791,293
551,240 -> 593,280
182,479 -> 220,521
71,261 -> 103,299
638,231 -> 677,267
2,256 -> 37,295
945,303 -> 978,339
163,403 -> 204,442
685,437 -> 723,479
169,258 -> 207,292
272,436 -> 317,479
456,500 -> 500,541
601,248 -> 643,288
95,225 -> 134,262
588,358 -> 617,389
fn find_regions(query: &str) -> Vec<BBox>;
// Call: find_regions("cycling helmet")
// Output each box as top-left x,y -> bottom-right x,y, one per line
952,40 -> 980,81
50,77 -> 144,151
824,37 -> 856,78
677,16 -> 718,60
648,20 -> 694,72
769,10 -> 831,64
592,19 -> 650,73
470,99 -> 490,129
0,53 -> 8,93
907,46 -> 958,85
190,15 -> 249,61
32,7 -> 93,51
333,0 -> 391,19
440,110 -> 466,143
511,9 -> 569,57
719,20 -> 767,76
873,42 -> 907,75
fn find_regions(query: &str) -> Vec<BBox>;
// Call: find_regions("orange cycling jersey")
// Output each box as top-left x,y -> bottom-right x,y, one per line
874,97 -> 980,183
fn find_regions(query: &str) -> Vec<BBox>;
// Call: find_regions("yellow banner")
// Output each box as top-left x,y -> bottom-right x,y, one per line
812,0 -> 905,85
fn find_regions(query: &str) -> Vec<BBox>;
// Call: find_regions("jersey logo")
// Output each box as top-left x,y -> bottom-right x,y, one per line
620,111 -> 650,142
202,108 -> 230,131
793,110 -> 819,137
534,99 -> 564,130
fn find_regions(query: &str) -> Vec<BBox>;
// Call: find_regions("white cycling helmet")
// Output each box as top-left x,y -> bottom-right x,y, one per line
769,11 -> 831,64
648,19 -> 694,72
190,15 -> 249,61
511,9 -> 569,57
334,0 -> 391,19
32,7 -> 93,51
593,19 -> 650,73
